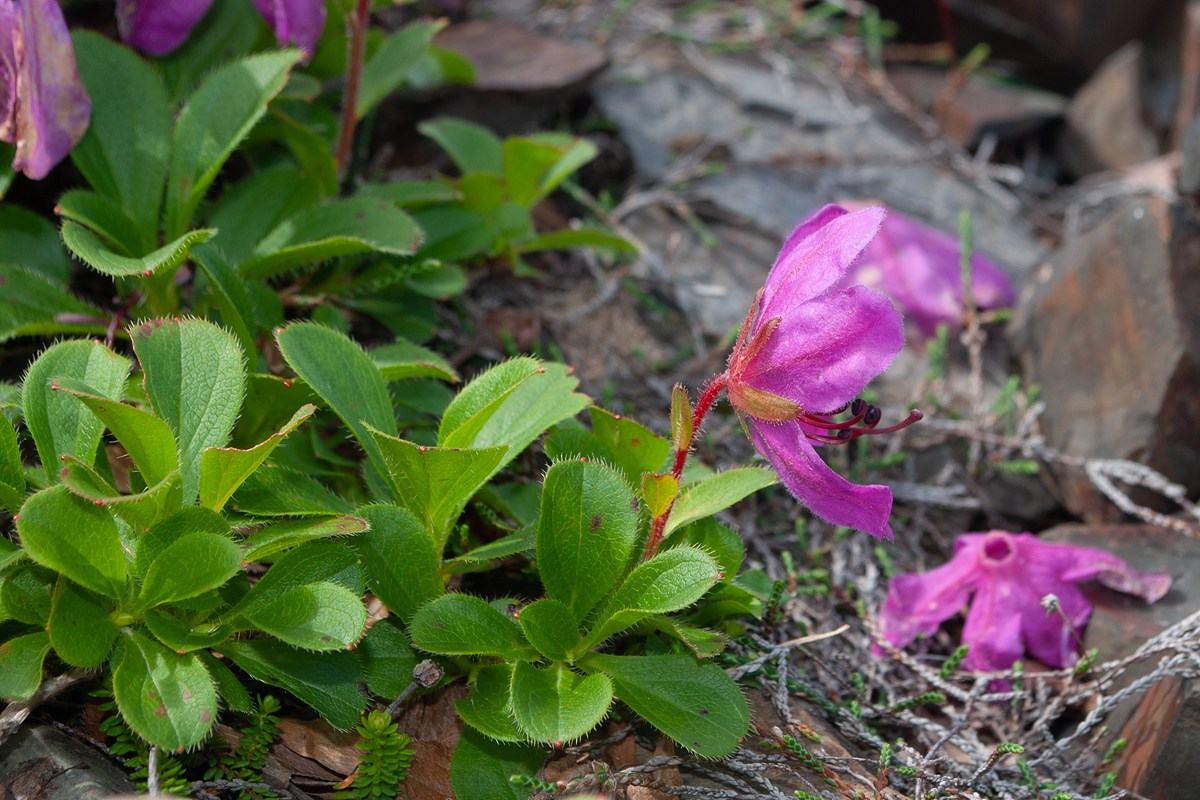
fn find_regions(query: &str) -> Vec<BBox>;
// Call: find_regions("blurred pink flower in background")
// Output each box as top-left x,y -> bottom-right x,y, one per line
831,201 -> 1016,339
876,531 -> 1171,671
118,0 -> 325,58
0,0 -> 91,179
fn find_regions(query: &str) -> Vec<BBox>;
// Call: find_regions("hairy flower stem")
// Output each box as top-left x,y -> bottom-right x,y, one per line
334,0 -> 370,177
643,374 -> 728,562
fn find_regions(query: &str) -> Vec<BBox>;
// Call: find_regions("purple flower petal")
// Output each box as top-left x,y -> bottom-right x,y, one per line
961,577 -> 1027,671
876,552 -> 979,651
116,0 -> 215,56
1058,546 -> 1173,602
759,205 -> 885,320
0,1 -> 16,140
741,284 -> 903,414
8,0 -> 90,179
253,0 -> 326,59
749,418 -> 894,541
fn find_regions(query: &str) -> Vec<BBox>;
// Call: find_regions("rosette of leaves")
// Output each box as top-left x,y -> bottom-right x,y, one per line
0,319 -> 377,750
333,710 -> 416,800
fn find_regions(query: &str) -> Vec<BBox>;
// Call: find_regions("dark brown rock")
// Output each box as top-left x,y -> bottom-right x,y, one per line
1008,197 -> 1200,521
0,724 -> 133,799
433,20 -> 606,93
1060,42 -> 1160,176
1040,523 -> 1200,800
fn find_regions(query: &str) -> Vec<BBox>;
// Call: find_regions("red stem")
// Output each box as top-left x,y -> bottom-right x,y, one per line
934,0 -> 955,58
643,374 -> 728,561
334,0 -> 370,177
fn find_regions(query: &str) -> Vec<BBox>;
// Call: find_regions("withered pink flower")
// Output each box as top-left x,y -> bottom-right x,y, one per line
831,202 -> 1016,339
119,0 -> 324,59
724,204 -> 918,541
877,531 -> 1172,671
0,0 -> 91,180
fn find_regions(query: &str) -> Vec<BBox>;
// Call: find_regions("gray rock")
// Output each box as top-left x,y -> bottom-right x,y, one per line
1061,42 -> 1160,177
0,723 -> 134,799
1179,113 -> 1200,196
1008,198 -> 1200,521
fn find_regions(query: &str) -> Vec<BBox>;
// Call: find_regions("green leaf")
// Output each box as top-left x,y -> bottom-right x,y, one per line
370,340 -> 459,383
153,0 -> 262,106
366,429 -> 507,546
276,323 -> 397,495
166,49 -> 301,238
641,474 -> 678,519
232,373 -> 317,448
192,246 -> 256,359
517,599 -> 579,662
502,138 -> 565,207
356,617 -> 418,699
241,515 -> 367,563
438,358 -> 541,448
670,518 -> 743,582
55,190 -> 144,257
409,593 -> 536,660
17,486 -> 126,600
137,533 -> 244,613
580,653 -> 748,757
538,138 -> 599,197
0,266 -> 104,344
273,112 -> 338,198
419,118 -> 503,175
52,377 -> 178,487
444,527 -> 535,569
144,609 -> 231,654
59,456 -> 183,531
230,464 -> 353,517
515,229 -> 637,254
403,263 -> 468,299
0,632 -> 51,700
203,169 -> 320,265
411,206 -> 494,261
71,31 -> 171,250
639,617 -> 727,658
356,21 -> 441,117
0,204 -> 71,283
48,580 -> 118,668
470,363 -> 590,474
235,542 -> 362,617
453,663 -> 522,742
359,180 -> 460,208
408,45 -> 476,89
510,662 -> 612,745
0,417 -> 22,515
244,582 -> 366,651
22,339 -> 129,484
241,198 -> 422,280
198,404 -> 315,512
135,507 -> 229,578
537,459 -> 638,622
113,629 -> 218,749
354,504 -> 442,624
62,222 -> 215,279
578,547 -> 720,653
663,467 -> 777,536
133,318 -> 246,505
450,728 -> 545,800
195,649 -> 253,714
0,566 -> 54,625
589,406 -> 671,486
221,639 -> 367,729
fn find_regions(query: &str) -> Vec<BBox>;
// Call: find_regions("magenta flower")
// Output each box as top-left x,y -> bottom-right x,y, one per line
118,0 -> 325,58
877,531 -> 1172,671
0,0 -> 91,180
830,202 -> 1016,339
723,204 -> 918,541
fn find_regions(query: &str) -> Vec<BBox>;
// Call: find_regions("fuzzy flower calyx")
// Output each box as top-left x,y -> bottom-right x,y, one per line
723,204 -> 919,542
877,531 -> 1172,671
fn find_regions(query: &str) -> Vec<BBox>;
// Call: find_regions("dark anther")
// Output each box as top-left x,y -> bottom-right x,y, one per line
850,398 -> 866,416
837,428 -> 853,440
863,405 -> 882,426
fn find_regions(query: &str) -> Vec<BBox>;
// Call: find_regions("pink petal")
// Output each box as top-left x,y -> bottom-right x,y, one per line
10,0 -> 91,179
960,577 -> 1027,671
759,205 -> 886,320
253,0 -> 326,59
749,418 -> 894,541
741,284 -> 903,414
1056,544 -> 1172,603
877,547 -> 980,650
116,0 -> 216,56
0,1 -> 14,141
